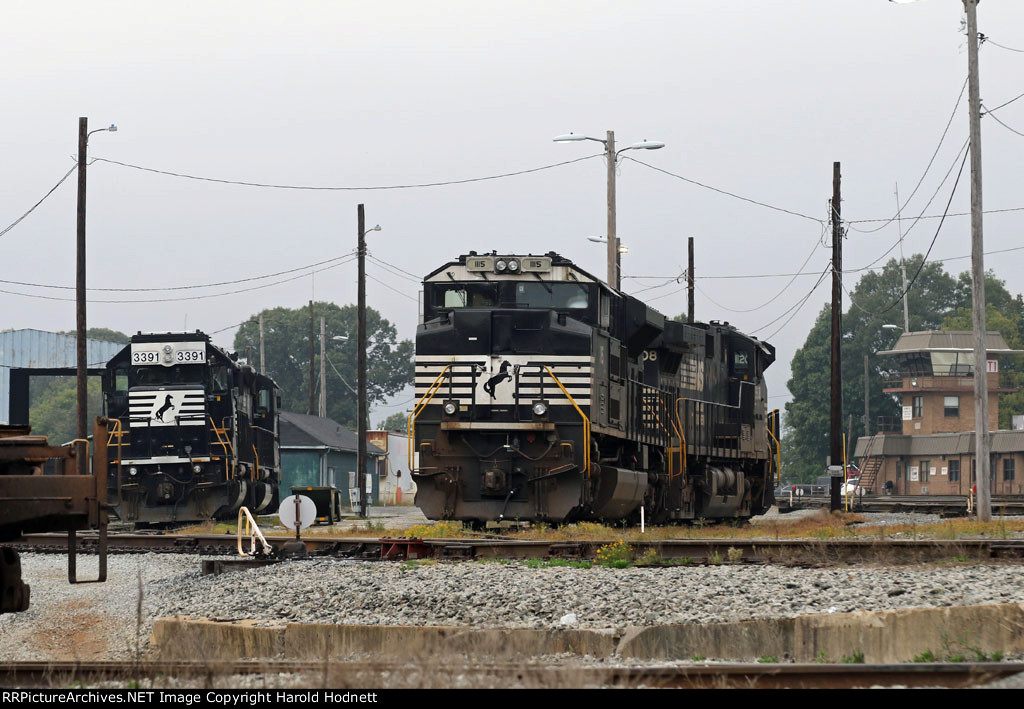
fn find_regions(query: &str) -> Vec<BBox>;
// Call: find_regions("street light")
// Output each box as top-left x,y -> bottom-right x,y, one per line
76,118 -> 117,474
554,131 -> 664,290
890,1 -> 991,521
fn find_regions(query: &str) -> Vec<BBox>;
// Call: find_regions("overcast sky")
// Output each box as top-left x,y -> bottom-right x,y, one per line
4,1 -> 1024,421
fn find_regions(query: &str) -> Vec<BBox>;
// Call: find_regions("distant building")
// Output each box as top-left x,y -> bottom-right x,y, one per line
0,329 -> 124,425
279,411 -> 386,506
854,330 -> 1024,495
367,429 -> 416,505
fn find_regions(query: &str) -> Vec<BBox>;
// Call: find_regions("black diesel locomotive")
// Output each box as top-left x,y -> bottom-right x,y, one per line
102,331 -> 281,525
411,252 -> 781,525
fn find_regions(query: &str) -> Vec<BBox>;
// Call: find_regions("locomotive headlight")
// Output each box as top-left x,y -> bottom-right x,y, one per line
507,259 -> 520,272
495,259 -> 507,272
532,400 -> 549,417
193,464 -> 202,474
128,466 -> 138,476
443,400 -> 458,416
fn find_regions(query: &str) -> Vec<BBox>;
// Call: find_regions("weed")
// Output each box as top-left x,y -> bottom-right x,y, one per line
636,548 -> 662,566
757,655 -> 778,663
523,558 -> 545,569
815,650 -> 828,664
726,546 -> 743,563
947,654 -> 966,663
709,551 -> 723,565
402,521 -> 466,538
913,649 -> 937,663
839,651 -> 865,664
595,539 -> 633,567
691,655 -> 706,662
991,651 -> 1005,662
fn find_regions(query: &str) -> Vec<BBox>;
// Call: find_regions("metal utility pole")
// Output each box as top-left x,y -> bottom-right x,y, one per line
964,0 -> 991,521
308,300 -> 315,415
830,161 -> 843,512
319,316 -> 326,418
75,118 -> 88,474
687,237 -> 695,323
895,183 -> 911,332
357,204 -> 369,518
258,312 -> 266,374
605,130 -> 618,290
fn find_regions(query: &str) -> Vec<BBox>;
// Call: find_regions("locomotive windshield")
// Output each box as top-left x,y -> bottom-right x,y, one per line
427,281 -> 592,315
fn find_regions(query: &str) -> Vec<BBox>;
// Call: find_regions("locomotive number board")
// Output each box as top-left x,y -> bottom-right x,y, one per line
131,342 -> 207,366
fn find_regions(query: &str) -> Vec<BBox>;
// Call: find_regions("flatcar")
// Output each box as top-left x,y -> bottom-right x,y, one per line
102,331 -> 281,525
410,252 -> 780,526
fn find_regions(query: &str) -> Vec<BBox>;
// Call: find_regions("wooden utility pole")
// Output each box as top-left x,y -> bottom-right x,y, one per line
357,204 -> 369,518
964,0 -> 991,521
830,162 -> 843,512
606,130 -> 617,290
308,300 -> 315,415
319,316 -> 326,418
75,117 -> 88,474
687,236 -> 695,323
258,312 -> 266,374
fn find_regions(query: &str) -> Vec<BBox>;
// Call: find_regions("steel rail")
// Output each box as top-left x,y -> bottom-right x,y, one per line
0,659 -> 1020,689
13,532 -> 1024,564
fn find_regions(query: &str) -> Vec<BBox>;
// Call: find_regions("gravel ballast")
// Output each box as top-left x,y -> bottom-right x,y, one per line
4,551 -> 1024,662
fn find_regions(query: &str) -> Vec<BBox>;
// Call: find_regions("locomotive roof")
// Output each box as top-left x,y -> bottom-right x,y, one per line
421,251 -> 606,286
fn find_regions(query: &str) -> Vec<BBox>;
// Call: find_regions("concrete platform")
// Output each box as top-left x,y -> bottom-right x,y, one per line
152,602 -> 1024,664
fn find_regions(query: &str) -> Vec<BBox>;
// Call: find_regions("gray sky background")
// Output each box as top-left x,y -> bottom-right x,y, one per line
4,1 -> 1024,422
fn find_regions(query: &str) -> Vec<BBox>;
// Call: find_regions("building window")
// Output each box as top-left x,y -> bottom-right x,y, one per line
912,396 -> 924,418
949,459 -> 960,482
1005,458 -> 1016,482
920,460 -> 930,483
944,396 -> 960,417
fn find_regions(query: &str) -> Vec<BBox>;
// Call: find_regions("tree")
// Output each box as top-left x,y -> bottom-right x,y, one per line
377,412 -> 409,432
28,328 -> 131,443
234,302 -> 414,429
942,272 -> 1024,429
783,255 -> 958,481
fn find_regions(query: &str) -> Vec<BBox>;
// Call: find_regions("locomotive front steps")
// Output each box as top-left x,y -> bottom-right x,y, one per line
153,602 -> 1024,664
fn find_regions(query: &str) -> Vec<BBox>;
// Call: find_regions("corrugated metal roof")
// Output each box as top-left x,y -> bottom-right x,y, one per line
0,329 -> 125,424
878,330 -> 1020,356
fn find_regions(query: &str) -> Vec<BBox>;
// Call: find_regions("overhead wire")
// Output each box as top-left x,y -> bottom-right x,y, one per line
620,156 -> 825,224
0,165 -> 78,239
90,154 -> 604,191
847,76 -> 968,234
0,251 -> 357,293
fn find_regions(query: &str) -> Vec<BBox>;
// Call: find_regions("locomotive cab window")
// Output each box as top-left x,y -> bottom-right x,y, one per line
512,282 -> 590,310
210,366 -> 229,393
114,368 -> 129,394
434,283 -> 498,310
131,364 -> 203,386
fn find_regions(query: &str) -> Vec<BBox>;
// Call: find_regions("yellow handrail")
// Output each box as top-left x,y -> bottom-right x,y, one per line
672,398 -> 689,478
251,444 -> 259,482
543,366 -> 590,477
766,423 -> 782,484
408,365 -> 452,471
209,416 -> 234,480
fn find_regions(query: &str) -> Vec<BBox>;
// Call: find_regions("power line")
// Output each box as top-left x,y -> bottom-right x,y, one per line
0,255 -> 356,304
621,156 -> 826,224
984,37 -> 1024,54
847,76 -> 968,235
984,106 -> 1024,138
875,147 -> 970,317
0,165 -> 78,239
365,268 -> 419,303
90,154 -> 604,191
0,251 -> 357,293
846,137 -> 969,273
751,264 -> 833,341
366,254 -> 421,283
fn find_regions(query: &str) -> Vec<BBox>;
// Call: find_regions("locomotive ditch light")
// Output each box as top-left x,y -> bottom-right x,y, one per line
129,466 -> 138,476
532,400 -> 549,417
443,400 -> 459,416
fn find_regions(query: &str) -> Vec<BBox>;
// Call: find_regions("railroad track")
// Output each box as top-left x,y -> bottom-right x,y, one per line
782,494 -> 1024,516
1,659 -> 1020,689
11,532 -> 1024,565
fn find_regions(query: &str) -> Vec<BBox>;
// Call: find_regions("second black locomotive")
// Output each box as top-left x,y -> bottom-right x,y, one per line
102,331 -> 280,524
